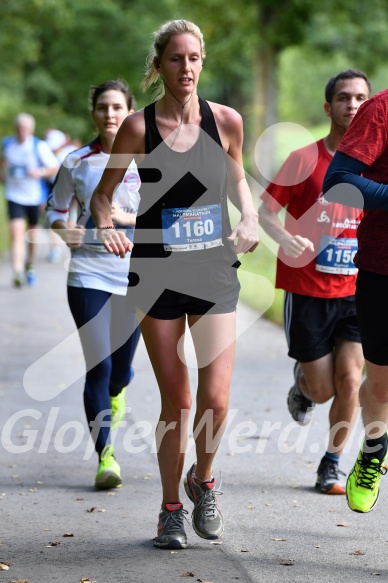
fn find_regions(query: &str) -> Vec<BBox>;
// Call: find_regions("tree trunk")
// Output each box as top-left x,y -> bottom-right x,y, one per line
249,42 -> 279,186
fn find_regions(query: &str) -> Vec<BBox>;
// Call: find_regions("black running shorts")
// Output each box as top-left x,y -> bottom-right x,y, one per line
7,200 -> 40,226
283,291 -> 361,362
356,269 -> 388,366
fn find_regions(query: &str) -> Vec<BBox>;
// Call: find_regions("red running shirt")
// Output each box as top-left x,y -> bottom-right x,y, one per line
261,139 -> 363,297
337,89 -> 388,275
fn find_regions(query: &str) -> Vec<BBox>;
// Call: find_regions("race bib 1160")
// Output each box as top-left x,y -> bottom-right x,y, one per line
162,204 -> 223,252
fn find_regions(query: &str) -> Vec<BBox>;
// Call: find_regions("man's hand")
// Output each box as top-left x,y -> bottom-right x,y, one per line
280,234 -> 314,258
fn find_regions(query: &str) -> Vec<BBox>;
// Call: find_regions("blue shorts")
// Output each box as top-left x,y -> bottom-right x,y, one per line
283,292 -> 361,362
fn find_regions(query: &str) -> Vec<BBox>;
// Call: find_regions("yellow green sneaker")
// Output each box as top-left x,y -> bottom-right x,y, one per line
346,443 -> 388,513
95,445 -> 122,490
110,386 -> 127,430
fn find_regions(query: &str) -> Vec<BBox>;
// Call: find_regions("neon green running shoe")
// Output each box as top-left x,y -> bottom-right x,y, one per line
346,443 -> 388,513
110,386 -> 127,430
95,445 -> 122,490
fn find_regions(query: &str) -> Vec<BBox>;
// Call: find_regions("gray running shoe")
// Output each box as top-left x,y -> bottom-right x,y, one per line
315,457 -> 346,494
287,362 -> 315,425
154,503 -> 188,549
184,463 -> 224,540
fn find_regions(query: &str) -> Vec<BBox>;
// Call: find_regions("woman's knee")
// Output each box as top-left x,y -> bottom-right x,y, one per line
196,395 -> 229,425
161,393 -> 192,416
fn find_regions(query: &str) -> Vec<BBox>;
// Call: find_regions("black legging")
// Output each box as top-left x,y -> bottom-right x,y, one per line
67,286 -> 140,456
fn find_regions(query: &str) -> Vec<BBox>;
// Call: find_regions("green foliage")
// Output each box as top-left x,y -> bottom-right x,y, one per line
308,0 -> 388,73
2,0 -> 388,322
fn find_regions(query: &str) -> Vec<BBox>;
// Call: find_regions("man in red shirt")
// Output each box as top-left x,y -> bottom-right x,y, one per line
324,88 -> 388,512
259,69 -> 371,494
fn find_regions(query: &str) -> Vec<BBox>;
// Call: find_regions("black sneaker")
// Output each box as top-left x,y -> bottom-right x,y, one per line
287,362 -> 315,425
315,457 -> 346,494
154,503 -> 188,549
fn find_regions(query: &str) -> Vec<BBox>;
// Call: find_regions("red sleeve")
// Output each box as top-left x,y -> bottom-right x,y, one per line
261,143 -> 319,213
338,97 -> 388,165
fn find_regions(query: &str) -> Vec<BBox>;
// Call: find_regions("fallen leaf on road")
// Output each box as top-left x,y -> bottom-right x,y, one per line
10,579 -> 29,582
240,549 -> 249,553
181,572 -> 194,577
246,505 -> 255,509
350,550 -> 365,556
196,580 -> 214,583
75,498 -> 84,501
86,507 -> 96,513
272,538 -> 287,541
336,522 -> 349,527
46,541 -> 60,547
371,573 -> 381,576
0,562 -> 10,570
279,559 -> 294,566
63,533 -> 74,537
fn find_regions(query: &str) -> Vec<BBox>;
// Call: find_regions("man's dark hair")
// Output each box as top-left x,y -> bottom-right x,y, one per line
325,69 -> 371,103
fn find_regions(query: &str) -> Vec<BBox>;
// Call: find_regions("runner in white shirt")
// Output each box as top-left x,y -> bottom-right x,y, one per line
1,113 -> 59,286
46,79 -> 141,489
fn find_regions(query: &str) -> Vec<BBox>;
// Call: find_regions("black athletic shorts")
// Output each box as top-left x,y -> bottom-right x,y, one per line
356,269 -> 388,366
7,200 -> 40,226
283,291 -> 361,363
128,256 -> 240,320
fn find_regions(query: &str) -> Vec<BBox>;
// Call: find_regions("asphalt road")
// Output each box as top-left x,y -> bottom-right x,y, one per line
0,238 -> 387,583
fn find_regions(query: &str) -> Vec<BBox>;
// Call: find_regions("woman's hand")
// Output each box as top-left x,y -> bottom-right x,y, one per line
227,213 -> 259,254
96,228 -> 133,258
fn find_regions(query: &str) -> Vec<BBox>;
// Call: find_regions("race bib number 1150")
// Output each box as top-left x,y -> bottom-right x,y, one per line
316,235 -> 358,275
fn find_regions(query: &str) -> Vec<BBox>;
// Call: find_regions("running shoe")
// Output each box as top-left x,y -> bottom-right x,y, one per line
47,248 -> 61,263
110,386 -> 127,430
25,264 -> 36,286
346,443 -> 388,513
315,456 -> 346,494
184,463 -> 224,540
95,445 -> 122,490
287,362 -> 315,425
154,503 -> 188,549
13,272 -> 24,288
